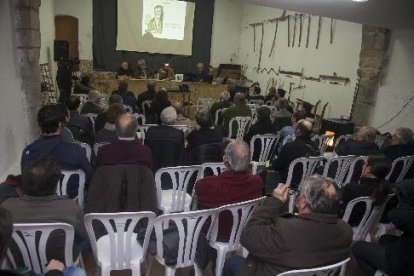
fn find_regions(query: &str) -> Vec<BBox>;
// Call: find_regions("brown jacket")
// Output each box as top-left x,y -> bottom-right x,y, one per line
238,197 -> 353,276
85,165 -> 158,213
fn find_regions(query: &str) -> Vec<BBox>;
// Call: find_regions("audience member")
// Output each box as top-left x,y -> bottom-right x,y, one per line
276,88 -> 293,113
195,140 -> 262,241
56,103 -> 75,143
223,176 -> 352,275
95,104 -> 126,143
193,62 -> 208,82
244,106 -> 274,144
302,101 -> 315,119
67,97 -> 93,144
268,120 -> 318,192
335,126 -> 382,156
271,98 -> 292,131
112,80 -> 137,112
96,113 -> 152,168
226,78 -> 237,101
248,86 -> 265,102
134,58 -> 151,79
173,102 -> 192,127
383,127 -> 414,161
222,93 -> 252,137
21,105 -> 93,197
340,155 -> 391,225
352,178 -> 414,276
80,90 -> 104,115
158,63 -> 174,80
94,94 -> 123,132
264,86 -> 278,102
136,81 -> 157,113
2,156 -> 87,265
148,88 -> 171,124
209,91 -> 233,124
145,107 -> 184,170
187,111 -> 223,150
276,111 -> 306,154
0,206 -> 85,276
116,61 -> 134,79
73,74 -> 93,95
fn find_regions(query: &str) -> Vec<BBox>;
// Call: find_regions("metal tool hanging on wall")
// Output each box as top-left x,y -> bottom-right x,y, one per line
316,16 -> 322,49
298,14 -> 304,47
292,14 -> 298,47
330,18 -> 335,44
257,23 -> 265,72
287,15 -> 291,47
269,10 -> 287,57
249,22 -> 262,52
306,14 -> 311,48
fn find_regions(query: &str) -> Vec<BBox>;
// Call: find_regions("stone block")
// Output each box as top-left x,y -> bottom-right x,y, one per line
355,83 -> 377,104
14,0 -> 41,9
15,29 -> 41,48
352,102 -> 373,126
360,55 -> 383,69
15,8 -> 40,30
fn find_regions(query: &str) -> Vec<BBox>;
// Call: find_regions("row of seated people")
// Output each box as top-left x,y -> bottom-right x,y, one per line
1,138 -> 413,275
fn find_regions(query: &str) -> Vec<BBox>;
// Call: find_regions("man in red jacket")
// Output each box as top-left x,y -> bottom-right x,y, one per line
195,139 -> 263,242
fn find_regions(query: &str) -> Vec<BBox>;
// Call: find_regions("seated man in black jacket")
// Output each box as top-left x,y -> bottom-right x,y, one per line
335,126 -> 382,156
383,127 -> 414,161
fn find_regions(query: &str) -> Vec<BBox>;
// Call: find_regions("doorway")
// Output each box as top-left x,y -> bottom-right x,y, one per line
55,15 -> 79,59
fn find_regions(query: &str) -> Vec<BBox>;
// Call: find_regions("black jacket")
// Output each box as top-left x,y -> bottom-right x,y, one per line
136,90 -> 156,113
186,128 -> 223,150
335,139 -> 381,156
383,142 -> 414,161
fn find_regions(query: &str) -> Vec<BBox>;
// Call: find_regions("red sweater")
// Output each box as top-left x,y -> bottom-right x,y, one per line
195,170 -> 263,241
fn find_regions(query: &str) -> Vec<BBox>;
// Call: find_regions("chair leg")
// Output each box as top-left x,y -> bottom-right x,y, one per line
288,194 -> 295,213
100,265 -> 111,276
131,263 -> 141,276
242,247 -> 249,258
194,264 -> 203,276
165,267 -> 176,276
215,247 -> 228,276
145,255 -> 154,276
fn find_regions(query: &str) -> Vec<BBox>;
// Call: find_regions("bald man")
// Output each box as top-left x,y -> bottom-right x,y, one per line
335,126 -> 382,156
80,90 -> 104,115
268,119 -> 319,193
193,62 -> 208,82
96,113 -> 152,168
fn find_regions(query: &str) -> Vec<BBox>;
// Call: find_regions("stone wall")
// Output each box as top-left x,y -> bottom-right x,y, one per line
352,25 -> 390,126
13,0 -> 42,143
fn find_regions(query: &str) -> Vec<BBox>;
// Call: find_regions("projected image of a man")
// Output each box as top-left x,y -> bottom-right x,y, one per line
146,5 -> 163,34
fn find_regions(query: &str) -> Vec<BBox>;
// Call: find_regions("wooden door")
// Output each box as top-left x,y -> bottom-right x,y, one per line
55,15 -> 79,59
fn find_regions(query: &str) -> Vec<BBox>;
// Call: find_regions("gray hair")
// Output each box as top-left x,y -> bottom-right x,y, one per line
88,90 -> 101,103
160,106 -> 177,125
357,126 -> 378,143
299,175 -> 340,215
172,102 -> 184,115
220,91 -> 230,101
115,113 -> 138,138
394,127 -> 413,144
224,140 -> 250,172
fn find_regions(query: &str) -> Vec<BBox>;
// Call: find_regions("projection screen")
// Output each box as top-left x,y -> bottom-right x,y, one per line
117,0 -> 195,55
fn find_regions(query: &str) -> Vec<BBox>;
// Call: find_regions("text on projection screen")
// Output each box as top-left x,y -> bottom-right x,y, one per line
116,0 -> 195,55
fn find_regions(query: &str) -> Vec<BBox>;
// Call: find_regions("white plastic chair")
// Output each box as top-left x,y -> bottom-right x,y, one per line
155,166 -> 201,214
264,100 -> 273,106
149,209 -> 218,276
197,162 -> 227,180
335,134 -> 354,148
85,113 -> 98,132
311,134 -> 334,154
138,124 -> 157,141
228,116 -> 252,140
277,258 -> 350,276
344,156 -> 367,184
209,197 -> 265,276
247,99 -> 264,105
342,196 -> 373,240
286,156 -> 324,213
173,125 -> 192,136
93,142 -> 109,156
282,134 -> 295,146
84,212 -> 156,276
374,270 -> 389,276
78,142 -> 92,162
7,223 -> 76,274
142,100 -> 152,115
133,113 -> 146,125
250,134 -> 280,163
385,155 -> 414,183
214,108 -> 228,126
322,155 -> 356,187
58,169 -> 86,207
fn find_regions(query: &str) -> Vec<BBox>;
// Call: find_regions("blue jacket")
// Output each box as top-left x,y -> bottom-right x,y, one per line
21,135 -> 93,197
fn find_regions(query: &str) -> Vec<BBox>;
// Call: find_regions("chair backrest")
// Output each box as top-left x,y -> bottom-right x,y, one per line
311,134 -> 334,154
190,143 -> 224,165
282,134 -> 295,146
214,108 -> 228,126
344,156 -> 366,184
228,116 -> 252,140
250,134 -> 280,162
85,113 -> 98,132
58,169 -> 86,207
264,100 -> 273,106
173,125 -> 192,137
286,156 -> 324,187
124,105 -> 133,113
138,124 -> 158,141
342,196 -> 373,240
84,212 -> 156,270
7,223 -> 75,274
78,142 -> 92,162
153,209 -> 218,268
142,100 -> 152,115
277,258 -> 350,276
133,113 -> 146,125
154,166 -> 200,213
385,155 -> 414,183
93,142 -> 109,156
198,162 -> 227,180
248,99 -> 264,105
335,134 -> 354,148
322,155 -> 356,187
357,194 -> 395,241
209,197 -> 265,251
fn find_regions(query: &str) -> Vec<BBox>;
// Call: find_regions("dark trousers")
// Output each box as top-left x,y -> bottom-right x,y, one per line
352,235 -> 397,276
222,255 -> 245,276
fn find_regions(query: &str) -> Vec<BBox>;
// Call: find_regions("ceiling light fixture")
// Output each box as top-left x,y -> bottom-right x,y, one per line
352,0 -> 368,2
